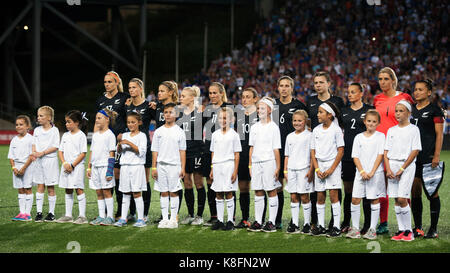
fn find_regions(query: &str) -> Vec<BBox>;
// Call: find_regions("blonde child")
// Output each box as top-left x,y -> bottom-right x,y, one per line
284,110 -> 314,234
87,108 -> 118,226
114,112 -> 148,228
32,106 -> 60,222
346,109 -> 386,240
9,115 -> 34,221
385,100 -> 421,242
210,107 -> 242,230
310,102 -> 345,237
56,110 -> 88,224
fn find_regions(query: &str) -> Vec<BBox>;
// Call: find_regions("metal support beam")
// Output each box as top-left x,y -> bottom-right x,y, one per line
111,7 -> 120,70
43,2 -> 139,72
116,7 -> 139,65
3,9 -> 14,113
0,2 -> 33,46
139,0 -> 147,52
12,60 -> 33,106
32,0 -> 41,109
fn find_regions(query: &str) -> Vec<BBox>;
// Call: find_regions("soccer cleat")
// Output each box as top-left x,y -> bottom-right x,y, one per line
424,228 -> 438,239
90,216 -> 104,226
180,216 -> 195,225
413,227 -> 424,238
44,213 -> 56,222
346,228 -> 361,239
166,219 -> 179,229
376,222 -> 389,234
55,216 -> 73,223
401,230 -> 414,242
286,223 -> 300,234
191,216 -> 204,226
362,228 -> 377,240
158,219 -> 170,229
262,221 -> 277,233
211,220 -> 225,230
127,214 -> 136,223
12,213 -> 26,221
133,219 -> 147,228
327,226 -> 342,237
225,221 -> 235,231
301,224 -> 311,234
35,212 -> 44,222
311,225 -> 327,236
360,226 -> 369,236
73,216 -> 88,225
100,217 -> 115,226
340,225 -> 350,234
203,218 -> 218,227
247,221 -> 262,232
114,218 -> 127,227
391,231 -> 405,241
235,219 -> 251,229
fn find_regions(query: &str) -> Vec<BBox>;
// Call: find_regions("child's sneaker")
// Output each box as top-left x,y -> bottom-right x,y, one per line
44,213 -> 56,222
301,224 -> 311,234
181,216 -> 195,225
286,222 -> 300,234
12,213 -> 26,221
73,216 -> 88,224
114,218 -> 127,227
262,221 -> 277,233
391,231 -> 405,241
55,216 -> 73,223
224,221 -> 235,231
191,216 -> 204,226
346,227 -> 361,239
247,221 -> 262,232
133,219 -> 147,228
158,219 -> 170,229
401,230 -> 414,242
376,222 -> 389,234
35,212 -> 43,222
24,214 -> 32,222
362,228 -> 377,240
167,219 -> 178,229
90,216 -> 104,226
100,217 -> 115,226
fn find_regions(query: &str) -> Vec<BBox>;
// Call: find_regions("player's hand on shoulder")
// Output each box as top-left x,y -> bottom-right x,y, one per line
125,98 -> 132,106
149,101 -> 157,109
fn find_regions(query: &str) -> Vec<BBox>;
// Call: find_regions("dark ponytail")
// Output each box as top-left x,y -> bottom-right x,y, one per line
65,110 -> 88,134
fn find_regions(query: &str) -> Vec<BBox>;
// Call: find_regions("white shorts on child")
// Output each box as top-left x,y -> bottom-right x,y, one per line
89,166 -> 115,190
211,160 -> 238,192
286,167 -> 314,194
314,159 -> 342,192
119,165 -> 147,193
387,160 -> 415,199
12,162 -> 33,189
352,171 -> 386,199
250,160 -> 282,191
32,157 -> 59,186
154,162 -> 182,193
59,164 -> 85,189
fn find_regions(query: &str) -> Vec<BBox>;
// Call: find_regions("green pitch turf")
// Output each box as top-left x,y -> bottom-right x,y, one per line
0,145 -> 449,253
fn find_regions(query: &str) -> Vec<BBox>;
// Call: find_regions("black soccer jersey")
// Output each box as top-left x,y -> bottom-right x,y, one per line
341,103 -> 374,162
234,104 -> 259,157
176,107 -> 204,158
411,103 -> 445,164
202,102 -> 233,153
95,91 -> 130,136
306,95 -> 345,129
274,98 -> 308,150
125,100 -> 155,139
151,102 -> 166,129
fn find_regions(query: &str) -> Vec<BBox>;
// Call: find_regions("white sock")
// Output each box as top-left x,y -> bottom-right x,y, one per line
98,199 -> 106,218
401,205 -> 412,232
350,203 -> 360,230
269,196 -> 278,224
170,196 -> 179,221
134,196 -> 144,220
18,194 -> 26,214
226,197 -> 235,223
254,195 -> 265,224
317,203 -> 326,228
370,203 -> 380,230
395,205 -> 404,231
25,194 -> 33,215
291,202 -> 300,226
105,197 -> 114,218
160,196 -> 169,221
216,198 -> 224,223
77,193 -> 86,218
36,192 -> 45,213
121,194 -> 131,221
65,193 -> 74,217
302,202 -> 311,226
331,202 -> 341,229
48,195 -> 56,214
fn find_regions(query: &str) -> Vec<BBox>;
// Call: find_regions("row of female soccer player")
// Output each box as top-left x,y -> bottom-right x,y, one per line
8,68 -> 444,241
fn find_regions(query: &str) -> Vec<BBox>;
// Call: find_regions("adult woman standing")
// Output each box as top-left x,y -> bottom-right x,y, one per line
373,67 -> 414,234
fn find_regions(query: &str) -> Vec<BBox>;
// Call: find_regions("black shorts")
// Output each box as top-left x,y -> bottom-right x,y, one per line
341,161 -> 356,182
238,154 -> 251,181
201,152 -> 212,177
186,156 -> 203,174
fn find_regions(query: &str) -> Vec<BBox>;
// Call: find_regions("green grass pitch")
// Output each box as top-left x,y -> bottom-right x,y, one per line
0,145 -> 449,253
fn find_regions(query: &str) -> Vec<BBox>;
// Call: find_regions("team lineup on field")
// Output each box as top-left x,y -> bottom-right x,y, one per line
7,69 -> 446,245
